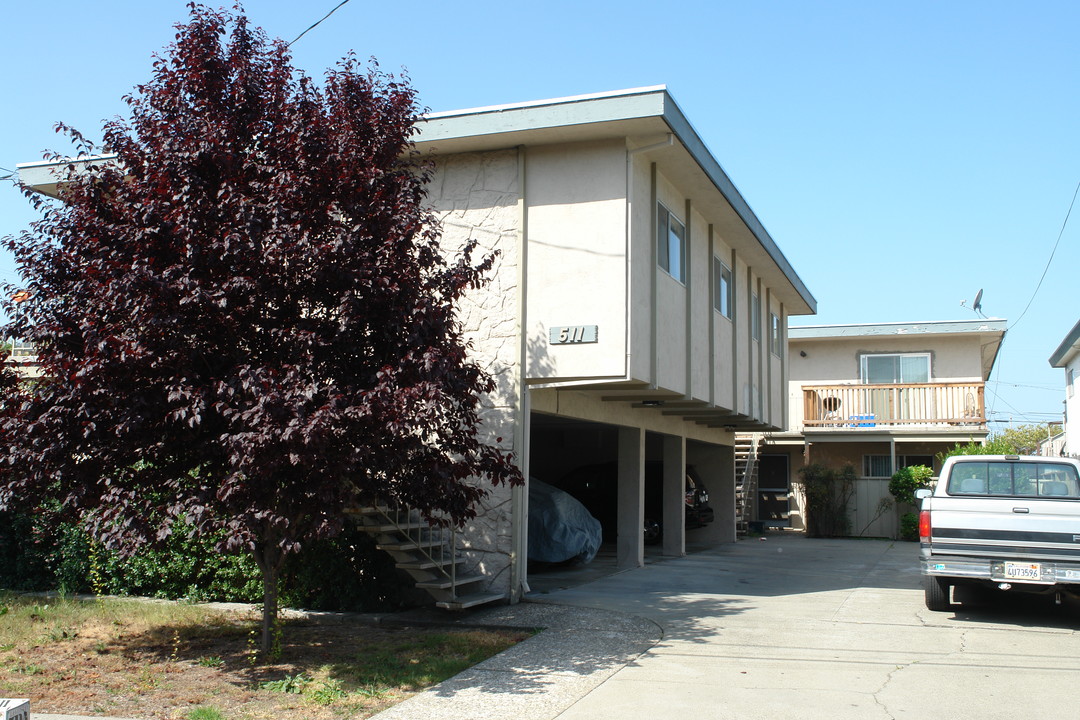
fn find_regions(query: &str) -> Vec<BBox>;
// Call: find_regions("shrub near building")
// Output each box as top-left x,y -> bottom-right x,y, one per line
0,510 -> 412,612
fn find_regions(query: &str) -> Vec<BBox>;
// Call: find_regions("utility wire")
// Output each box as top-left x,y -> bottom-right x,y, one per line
1009,178 -> 1080,330
288,0 -> 353,47
986,380 -> 1061,392
989,180 -> 1079,422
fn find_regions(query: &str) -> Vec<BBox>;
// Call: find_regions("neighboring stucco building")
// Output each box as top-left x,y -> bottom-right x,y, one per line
1049,319 -> 1080,458
19,87 -> 817,606
750,319 -> 1005,538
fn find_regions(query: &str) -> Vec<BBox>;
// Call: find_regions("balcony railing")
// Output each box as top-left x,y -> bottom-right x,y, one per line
802,382 -> 985,428
9,340 -> 35,358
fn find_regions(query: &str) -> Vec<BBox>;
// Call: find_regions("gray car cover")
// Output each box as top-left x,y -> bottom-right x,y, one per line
528,479 -> 602,564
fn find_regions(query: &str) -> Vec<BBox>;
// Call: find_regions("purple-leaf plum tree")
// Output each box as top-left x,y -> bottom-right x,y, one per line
0,4 -> 521,652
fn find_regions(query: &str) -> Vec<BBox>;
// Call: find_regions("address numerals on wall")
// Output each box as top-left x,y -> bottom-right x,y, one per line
549,325 -> 598,344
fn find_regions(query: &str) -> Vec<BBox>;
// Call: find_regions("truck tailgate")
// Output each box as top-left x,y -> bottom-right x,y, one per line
929,497 -> 1080,562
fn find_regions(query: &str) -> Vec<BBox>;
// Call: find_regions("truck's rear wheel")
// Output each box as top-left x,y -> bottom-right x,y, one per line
924,577 -> 952,611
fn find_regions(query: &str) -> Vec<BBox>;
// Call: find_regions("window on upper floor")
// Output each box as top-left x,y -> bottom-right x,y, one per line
713,258 -> 732,319
860,353 -> 930,384
751,293 -> 761,342
657,202 -> 685,283
1068,368 -> 1075,398
769,312 -> 782,358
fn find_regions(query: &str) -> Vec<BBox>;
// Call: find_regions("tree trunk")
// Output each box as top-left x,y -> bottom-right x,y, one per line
260,562 -> 279,655
253,543 -> 283,656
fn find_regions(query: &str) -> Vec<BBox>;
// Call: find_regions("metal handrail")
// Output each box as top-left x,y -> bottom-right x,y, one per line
369,504 -> 461,599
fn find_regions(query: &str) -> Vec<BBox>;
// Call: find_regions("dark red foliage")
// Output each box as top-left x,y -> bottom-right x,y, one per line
0,4 -> 520,634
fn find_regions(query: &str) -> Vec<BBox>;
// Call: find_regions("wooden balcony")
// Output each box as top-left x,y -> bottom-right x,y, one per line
802,382 -> 985,429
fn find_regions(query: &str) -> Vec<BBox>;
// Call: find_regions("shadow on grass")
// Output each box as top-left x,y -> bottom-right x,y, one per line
102,613 -> 529,696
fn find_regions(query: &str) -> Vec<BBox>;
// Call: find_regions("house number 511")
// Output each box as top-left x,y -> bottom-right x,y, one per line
550,325 -> 598,344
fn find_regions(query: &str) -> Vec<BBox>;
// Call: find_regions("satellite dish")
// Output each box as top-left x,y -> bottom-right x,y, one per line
972,289 -> 984,317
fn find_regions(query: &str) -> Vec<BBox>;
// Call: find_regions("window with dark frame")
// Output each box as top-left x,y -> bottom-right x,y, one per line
863,454 -> 934,478
751,293 -> 761,342
713,257 -> 732,319
657,202 -> 686,283
770,312 -> 782,357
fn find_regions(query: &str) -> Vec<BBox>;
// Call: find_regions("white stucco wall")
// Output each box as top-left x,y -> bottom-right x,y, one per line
526,140 -> 629,381
688,207 -> 712,402
790,334 -> 987,384
1065,354 -> 1080,458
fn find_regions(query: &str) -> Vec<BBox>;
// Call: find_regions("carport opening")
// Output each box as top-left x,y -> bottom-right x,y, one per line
528,415 -> 729,592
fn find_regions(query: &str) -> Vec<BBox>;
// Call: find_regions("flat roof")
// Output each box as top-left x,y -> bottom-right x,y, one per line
790,318 -> 1008,339
416,86 -> 816,315
1049,318 -> 1080,367
790,319 -> 1008,380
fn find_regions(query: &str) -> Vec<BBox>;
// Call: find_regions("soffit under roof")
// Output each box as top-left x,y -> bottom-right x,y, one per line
1049,318 -> 1080,368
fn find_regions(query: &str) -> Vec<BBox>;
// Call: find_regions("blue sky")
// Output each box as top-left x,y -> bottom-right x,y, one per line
2,1 -> 1077,429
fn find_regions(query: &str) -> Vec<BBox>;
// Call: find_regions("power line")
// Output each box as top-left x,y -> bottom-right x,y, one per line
986,380 -> 1061,392
1009,178 -> 1080,331
288,0 -> 354,47
988,416 -> 1063,425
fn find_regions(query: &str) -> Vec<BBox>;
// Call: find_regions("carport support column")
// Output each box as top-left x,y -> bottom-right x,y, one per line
662,435 -> 686,557
689,442 -> 735,543
617,426 -> 645,569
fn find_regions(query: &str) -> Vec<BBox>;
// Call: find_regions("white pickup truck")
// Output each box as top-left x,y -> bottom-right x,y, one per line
917,454 -> 1080,611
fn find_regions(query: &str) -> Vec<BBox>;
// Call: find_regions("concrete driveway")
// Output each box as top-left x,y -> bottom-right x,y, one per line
539,533 -> 1080,719
378,533 -> 1080,720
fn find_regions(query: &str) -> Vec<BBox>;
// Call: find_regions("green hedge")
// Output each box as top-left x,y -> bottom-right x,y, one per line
0,510 -> 412,612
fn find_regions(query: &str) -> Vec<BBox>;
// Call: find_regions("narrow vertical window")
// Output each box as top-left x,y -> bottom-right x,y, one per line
657,202 -> 685,283
713,258 -> 732,318
751,293 -> 761,341
770,312 -> 782,357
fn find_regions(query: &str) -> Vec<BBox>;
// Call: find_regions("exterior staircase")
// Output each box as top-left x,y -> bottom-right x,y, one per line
735,433 -> 763,536
350,505 -> 506,610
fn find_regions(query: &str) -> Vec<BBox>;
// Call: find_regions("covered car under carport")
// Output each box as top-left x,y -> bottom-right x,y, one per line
528,412 -> 734,572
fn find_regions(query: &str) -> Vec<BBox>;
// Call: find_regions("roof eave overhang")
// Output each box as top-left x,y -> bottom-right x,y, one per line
415,87 -> 816,316
1049,318 -> 1080,368
16,154 -> 119,199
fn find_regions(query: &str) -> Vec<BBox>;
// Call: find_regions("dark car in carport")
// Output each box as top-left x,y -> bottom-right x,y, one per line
553,461 -> 714,543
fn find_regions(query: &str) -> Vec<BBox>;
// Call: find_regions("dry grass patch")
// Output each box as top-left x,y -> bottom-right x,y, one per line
0,592 -> 527,720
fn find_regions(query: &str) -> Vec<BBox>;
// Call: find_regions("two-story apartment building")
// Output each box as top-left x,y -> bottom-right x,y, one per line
1049,319 -> 1080,458
751,319 -> 1006,538
19,87 -> 817,605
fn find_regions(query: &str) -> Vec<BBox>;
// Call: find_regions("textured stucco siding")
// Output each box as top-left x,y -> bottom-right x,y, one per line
426,150 -> 522,596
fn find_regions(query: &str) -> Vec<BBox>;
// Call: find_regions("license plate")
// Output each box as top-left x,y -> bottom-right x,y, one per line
1004,562 -> 1042,581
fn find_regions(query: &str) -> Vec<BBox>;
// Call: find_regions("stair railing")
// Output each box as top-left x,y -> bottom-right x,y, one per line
369,504 -> 461,599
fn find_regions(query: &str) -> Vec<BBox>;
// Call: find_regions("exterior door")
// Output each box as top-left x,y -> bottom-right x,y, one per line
757,454 -> 790,527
